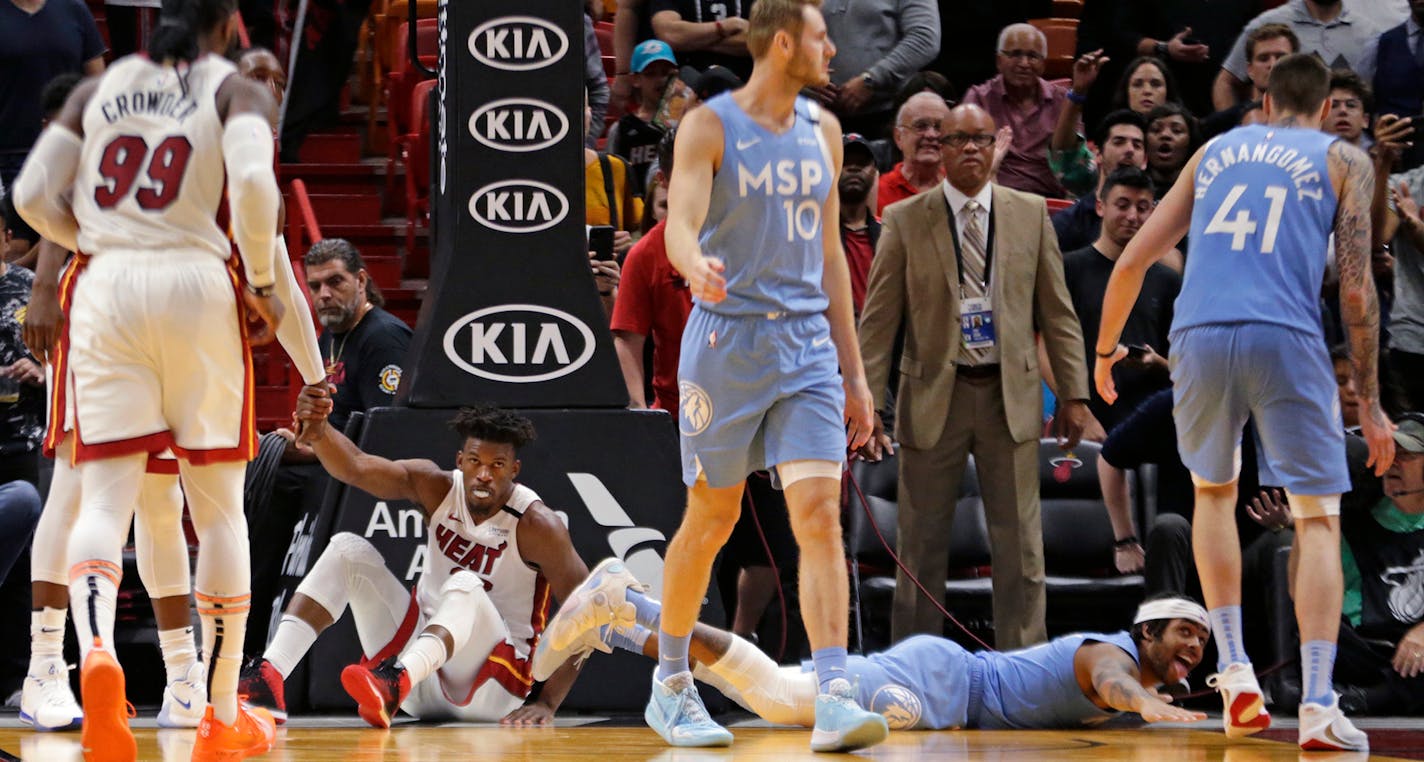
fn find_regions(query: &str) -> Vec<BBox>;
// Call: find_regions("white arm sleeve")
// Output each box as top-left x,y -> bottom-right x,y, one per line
272,238 -> 326,385
222,113 -> 280,288
11,126 -> 82,253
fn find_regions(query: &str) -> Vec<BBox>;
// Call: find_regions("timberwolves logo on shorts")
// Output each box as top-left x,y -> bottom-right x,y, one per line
870,684 -> 922,730
678,380 -> 713,437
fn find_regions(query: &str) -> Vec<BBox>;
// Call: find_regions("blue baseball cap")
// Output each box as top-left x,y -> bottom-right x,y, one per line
631,39 -> 677,73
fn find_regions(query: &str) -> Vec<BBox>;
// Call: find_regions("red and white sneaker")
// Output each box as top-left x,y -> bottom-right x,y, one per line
237,657 -> 287,725
1299,694 -> 1369,752
341,657 -> 411,729
1206,662 -> 1270,738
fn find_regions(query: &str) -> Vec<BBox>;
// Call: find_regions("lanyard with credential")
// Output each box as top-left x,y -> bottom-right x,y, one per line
945,197 -> 995,296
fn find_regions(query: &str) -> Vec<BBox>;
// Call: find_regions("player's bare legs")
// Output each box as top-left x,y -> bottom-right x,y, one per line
658,481 -> 745,672
650,480 -> 743,746
781,476 -> 849,660
1192,480 -> 1269,737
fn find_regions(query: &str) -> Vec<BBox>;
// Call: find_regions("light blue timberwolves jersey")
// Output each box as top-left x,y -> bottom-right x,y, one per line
1175,124 -> 1337,336
699,93 -> 834,316
972,631 -> 1139,729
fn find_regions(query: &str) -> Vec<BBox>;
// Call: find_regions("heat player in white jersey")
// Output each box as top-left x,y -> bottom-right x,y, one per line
239,403 -> 595,727
11,0 -> 308,758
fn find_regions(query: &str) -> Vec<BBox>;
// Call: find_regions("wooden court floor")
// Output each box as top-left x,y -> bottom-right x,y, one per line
2,716 -> 1421,762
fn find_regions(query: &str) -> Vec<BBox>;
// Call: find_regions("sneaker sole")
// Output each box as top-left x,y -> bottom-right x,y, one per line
20,710 -> 82,732
810,716 -> 890,753
548,560 -> 632,652
1224,691 -> 1270,738
341,669 -> 394,729
644,700 -> 733,748
80,653 -> 136,762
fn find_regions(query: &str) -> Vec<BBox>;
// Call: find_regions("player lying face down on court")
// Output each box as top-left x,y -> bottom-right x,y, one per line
534,562 -> 1210,730
238,388 -> 593,727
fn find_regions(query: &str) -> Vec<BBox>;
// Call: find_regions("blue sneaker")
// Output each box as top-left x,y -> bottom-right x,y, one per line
645,671 -> 733,747
533,558 -> 643,681
810,678 -> 889,752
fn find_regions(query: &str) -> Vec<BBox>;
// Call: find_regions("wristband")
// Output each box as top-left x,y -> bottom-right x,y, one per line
1154,41 -> 1169,58
1065,90 -> 1088,105
1096,345 -> 1118,358
1114,536 -> 1139,548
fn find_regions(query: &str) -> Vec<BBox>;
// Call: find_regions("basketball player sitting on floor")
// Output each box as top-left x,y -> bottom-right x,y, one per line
537,561 -> 1210,730
239,398 -> 592,726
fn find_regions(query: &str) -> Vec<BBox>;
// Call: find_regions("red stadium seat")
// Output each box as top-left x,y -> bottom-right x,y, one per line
403,79 -> 438,257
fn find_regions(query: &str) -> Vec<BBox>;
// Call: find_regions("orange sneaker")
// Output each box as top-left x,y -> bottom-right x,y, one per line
192,703 -> 277,762
79,649 -> 136,762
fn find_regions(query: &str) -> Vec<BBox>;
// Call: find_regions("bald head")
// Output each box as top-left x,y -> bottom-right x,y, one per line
942,104 -> 997,194
893,91 -> 952,167
996,23 -> 1047,90
239,48 -> 286,107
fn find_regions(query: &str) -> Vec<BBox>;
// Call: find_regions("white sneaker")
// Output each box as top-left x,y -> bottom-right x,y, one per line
19,660 -> 83,731
1299,694 -> 1369,752
157,661 -> 207,729
533,558 -> 644,680
1206,662 -> 1269,738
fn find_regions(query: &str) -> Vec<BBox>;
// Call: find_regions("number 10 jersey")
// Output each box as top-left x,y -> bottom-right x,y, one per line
73,53 -> 237,261
1176,124 -> 1338,337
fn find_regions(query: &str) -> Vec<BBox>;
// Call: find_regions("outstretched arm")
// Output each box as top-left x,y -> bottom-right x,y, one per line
1330,140 -> 1396,476
295,386 -> 452,513
1079,643 -> 1206,722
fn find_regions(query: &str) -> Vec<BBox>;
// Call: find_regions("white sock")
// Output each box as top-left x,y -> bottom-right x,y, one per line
158,627 -> 198,684
30,608 -> 67,669
68,566 -> 119,662
263,615 -> 318,680
396,633 -> 448,685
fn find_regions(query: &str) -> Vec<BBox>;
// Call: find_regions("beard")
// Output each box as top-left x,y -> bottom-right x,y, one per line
319,301 -> 357,331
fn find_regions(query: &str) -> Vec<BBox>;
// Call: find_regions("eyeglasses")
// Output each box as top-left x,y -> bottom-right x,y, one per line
897,118 -> 943,134
1000,49 -> 1045,61
942,133 -> 996,149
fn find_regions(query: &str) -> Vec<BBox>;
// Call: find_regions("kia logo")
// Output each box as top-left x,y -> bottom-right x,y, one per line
469,98 -> 568,152
469,16 -> 568,71
468,179 -> 569,233
443,304 -> 595,383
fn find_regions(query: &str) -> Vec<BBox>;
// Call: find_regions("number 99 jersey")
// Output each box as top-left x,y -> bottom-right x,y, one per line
72,54 -> 237,261
1176,124 -> 1338,337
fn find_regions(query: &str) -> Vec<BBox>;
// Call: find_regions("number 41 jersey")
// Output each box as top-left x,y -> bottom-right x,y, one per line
73,54 -> 237,260
1176,124 -> 1338,337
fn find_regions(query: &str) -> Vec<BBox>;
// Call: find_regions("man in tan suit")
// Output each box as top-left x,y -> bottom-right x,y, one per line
859,103 -> 1091,648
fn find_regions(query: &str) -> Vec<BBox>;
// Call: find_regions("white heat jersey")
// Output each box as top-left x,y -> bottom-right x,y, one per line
419,476 -> 550,659
72,53 -> 236,260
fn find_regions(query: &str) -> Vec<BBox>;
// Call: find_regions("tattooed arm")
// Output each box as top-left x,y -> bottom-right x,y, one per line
1076,642 -> 1205,723
1330,140 -> 1396,477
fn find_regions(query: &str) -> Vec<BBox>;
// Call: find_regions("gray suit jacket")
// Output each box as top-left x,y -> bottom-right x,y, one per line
858,183 -> 1089,448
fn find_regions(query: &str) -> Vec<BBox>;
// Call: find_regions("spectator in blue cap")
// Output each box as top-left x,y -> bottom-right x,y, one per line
608,39 -> 682,197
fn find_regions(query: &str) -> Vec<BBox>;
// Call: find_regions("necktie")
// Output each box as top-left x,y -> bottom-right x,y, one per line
960,199 -> 992,365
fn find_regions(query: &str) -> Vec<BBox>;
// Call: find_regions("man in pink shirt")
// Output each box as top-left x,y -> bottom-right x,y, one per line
962,23 -> 1074,198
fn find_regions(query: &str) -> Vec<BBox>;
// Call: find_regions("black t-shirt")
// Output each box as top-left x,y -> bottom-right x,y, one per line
608,114 -> 664,198
318,307 -> 412,432
0,0 -> 105,156
648,0 -> 753,80
1063,245 -> 1180,430
0,265 -> 42,456
1051,194 -> 1100,255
